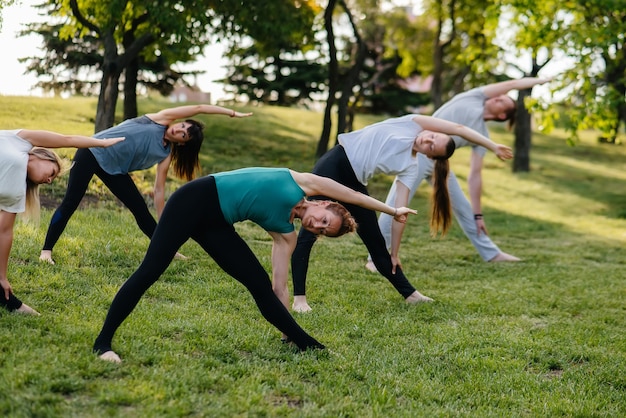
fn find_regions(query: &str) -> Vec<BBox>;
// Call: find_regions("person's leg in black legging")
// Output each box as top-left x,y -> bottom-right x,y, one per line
194,225 -> 323,351
43,149 -> 99,251
93,178 -> 207,354
292,145 -> 355,296
342,202 -> 417,298
98,172 -> 157,238
0,293 -> 23,312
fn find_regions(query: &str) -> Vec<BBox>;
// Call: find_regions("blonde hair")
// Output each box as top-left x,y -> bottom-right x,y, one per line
22,147 -> 67,223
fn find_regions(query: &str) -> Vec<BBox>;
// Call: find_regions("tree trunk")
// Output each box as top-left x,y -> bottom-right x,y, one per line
512,88 -> 532,172
316,0 -> 338,158
123,57 -> 139,120
95,62 -> 122,133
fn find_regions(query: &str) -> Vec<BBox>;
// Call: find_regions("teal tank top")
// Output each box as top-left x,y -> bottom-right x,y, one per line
213,167 -> 305,233
90,116 -> 170,175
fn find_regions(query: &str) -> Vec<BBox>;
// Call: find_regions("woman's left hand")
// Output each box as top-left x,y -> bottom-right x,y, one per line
495,144 -> 513,160
393,207 -> 417,223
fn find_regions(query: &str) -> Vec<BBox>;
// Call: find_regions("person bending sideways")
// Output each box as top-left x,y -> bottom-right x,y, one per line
39,104 -> 252,265
1,129 -> 123,314
291,114 -> 513,313
93,167 -> 416,363
366,77 -> 552,272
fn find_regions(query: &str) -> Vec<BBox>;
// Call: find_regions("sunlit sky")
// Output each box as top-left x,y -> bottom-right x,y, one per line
0,0 -> 228,99
1,0 -> 565,102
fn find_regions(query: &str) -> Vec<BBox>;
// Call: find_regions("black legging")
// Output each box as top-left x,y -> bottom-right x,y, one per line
291,145 -> 417,298
42,149 -> 157,251
0,293 -> 23,311
93,176 -> 324,354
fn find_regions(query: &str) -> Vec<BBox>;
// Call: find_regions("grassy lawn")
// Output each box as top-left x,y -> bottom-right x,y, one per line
1,96 -> 624,417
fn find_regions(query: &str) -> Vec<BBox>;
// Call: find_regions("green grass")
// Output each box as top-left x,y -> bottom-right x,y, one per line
1,96 -> 625,417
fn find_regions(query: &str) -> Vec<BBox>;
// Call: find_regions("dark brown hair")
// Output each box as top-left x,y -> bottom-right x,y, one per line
429,137 -> 456,236
505,97 -> 517,131
170,119 -> 204,181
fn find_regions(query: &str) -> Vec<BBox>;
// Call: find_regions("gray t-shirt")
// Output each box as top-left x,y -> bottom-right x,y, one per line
89,116 -> 170,175
433,87 -> 488,157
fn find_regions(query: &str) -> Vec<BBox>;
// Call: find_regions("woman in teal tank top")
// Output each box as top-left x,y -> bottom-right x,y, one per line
94,167 -> 417,363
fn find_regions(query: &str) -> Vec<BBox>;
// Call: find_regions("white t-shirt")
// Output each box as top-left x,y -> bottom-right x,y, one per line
0,130 -> 32,213
338,114 -> 420,188
433,87 -> 489,158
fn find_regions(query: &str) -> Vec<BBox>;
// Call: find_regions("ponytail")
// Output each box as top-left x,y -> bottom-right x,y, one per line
428,136 -> 455,237
429,159 -> 452,236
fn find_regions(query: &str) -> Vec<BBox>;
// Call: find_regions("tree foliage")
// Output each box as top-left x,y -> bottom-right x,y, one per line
552,0 -> 626,143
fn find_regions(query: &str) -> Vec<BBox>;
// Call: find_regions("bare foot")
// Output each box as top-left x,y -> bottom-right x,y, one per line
99,351 -> 122,363
16,303 -> 40,316
489,252 -> 520,262
292,296 -> 312,313
405,290 -> 434,304
364,260 -> 378,273
174,252 -> 188,260
39,250 -> 55,265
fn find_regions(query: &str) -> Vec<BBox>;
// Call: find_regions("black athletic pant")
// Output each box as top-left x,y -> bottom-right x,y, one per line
93,176 -> 324,354
42,149 -> 157,251
0,293 -> 23,311
291,145 -> 417,298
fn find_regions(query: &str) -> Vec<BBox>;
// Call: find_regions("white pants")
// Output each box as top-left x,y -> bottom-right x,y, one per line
375,153 -> 501,261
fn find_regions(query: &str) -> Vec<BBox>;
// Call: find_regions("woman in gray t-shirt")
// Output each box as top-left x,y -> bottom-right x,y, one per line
39,104 -> 252,265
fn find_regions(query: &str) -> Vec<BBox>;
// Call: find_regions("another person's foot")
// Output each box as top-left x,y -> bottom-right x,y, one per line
405,290 -> 434,304
99,351 -> 122,363
489,252 -> 520,262
364,260 -> 378,273
174,252 -> 188,260
39,250 -> 55,265
292,296 -> 312,313
15,303 -> 40,316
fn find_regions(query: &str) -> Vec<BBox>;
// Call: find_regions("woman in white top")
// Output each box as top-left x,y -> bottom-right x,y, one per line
290,114 -> 513,312
1,129 -> 123,314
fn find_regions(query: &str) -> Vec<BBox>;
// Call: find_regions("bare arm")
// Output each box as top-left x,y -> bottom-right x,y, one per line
290,171 -> 416,221
269,231 -> 297,310
17,130 -> 124,149
482,77 -> 552,98
412,115 -> 513,160
147,104 -> 254,126
468,150 -> 488,235
390,180 -> 411,274
153,155 -> 172,219
0,211 -> 17,300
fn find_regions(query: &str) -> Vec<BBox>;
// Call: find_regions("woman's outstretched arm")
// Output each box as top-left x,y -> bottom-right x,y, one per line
412,115 -> 513,160
17,130 -> 124,149
290,171 -> 417,222
147,104 -> 253,125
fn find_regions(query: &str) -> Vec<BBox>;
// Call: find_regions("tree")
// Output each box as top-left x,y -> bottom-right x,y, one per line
502,0 -> 557,171
393,0 -> 503,109
61,0 -> 214,132
556,0 -> 626,144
